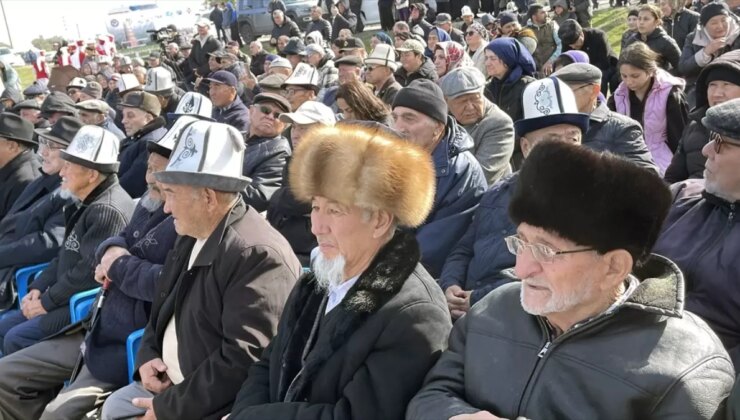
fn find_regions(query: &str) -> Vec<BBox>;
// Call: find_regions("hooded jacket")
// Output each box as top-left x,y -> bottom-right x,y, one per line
0,149 -> 41,221
416,116 -> 487,278
666,50 -> 740,182
118,117 -> 167,198
663,7 -> 700,50
395,55 -> 439,86
626,27 -> 682,71
654,180 -> 740,364
230,230 -> 452,420
410,4 -> 434,40
410,254 -> 734,420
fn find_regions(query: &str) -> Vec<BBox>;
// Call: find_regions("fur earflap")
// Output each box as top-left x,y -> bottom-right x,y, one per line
289,123 -> 435,227
508,141 -> 672,265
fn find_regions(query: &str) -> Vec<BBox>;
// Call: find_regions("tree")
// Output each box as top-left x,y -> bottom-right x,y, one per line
31,35 -> 66,52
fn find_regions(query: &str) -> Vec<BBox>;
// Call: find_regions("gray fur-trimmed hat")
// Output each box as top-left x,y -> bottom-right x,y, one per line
60,125 -> 120,173
509,140 -> 671,266
155,121 -> 250,192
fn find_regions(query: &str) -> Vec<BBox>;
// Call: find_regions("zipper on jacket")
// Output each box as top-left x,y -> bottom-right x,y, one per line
537,341 -> 551,358
729,203 -> 736,223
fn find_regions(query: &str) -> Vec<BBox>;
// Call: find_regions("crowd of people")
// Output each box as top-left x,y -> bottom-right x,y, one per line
0,0 -> 740,418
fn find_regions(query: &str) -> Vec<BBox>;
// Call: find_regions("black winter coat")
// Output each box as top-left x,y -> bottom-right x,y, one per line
118,117 -> 167,198
272,18 -> 302,42
331,11 -> 357,40
395,56 -> 439,86
230,230 -> 452,420
563,28 -> 617,74
242,134 -> 291,212
307,18 -> 332,43
135,199 -> 301,420
189,35 -> 221,78
625,27 -> 682,71
28,175 -> 134,336
214,96 -> 250,132
83,200 -> 177,386
250,51 -> 268,77
663,8 -> 700,50
0,150 -> 41,221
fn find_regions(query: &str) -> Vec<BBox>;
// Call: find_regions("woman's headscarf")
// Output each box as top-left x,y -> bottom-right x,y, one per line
484,37 -> 536,83
435,41 -> 474,75
467,22 -> 489,44
561,50 -> 590,65
426,27 -> 451,57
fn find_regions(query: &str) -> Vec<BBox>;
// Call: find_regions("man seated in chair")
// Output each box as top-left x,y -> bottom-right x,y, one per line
100,121 -> 301,420
0,122 -> 180,419
0,127 -> 134,355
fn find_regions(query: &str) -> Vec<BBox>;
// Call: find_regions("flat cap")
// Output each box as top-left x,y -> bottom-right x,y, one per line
259,73 -> 289,90
253,93 -> 291,113
119,91 -> 161,117
703,98 -> 740,139
396,39 -> 425,54
435,13 -> 453,24
81,81 -> 103,99
40,91 -> 77,117
439,67 -> 487,98
75,99 -> 110,114
551,63 -> 602,85
339,37 -> 365,51
334,55 -> 364,67
23,83 -> 48,97
13,99 -> 41,111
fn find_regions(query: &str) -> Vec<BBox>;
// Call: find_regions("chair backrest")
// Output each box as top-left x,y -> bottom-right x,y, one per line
126,328 -> 146,383
69,288 -> 101,324
14,262 -> 51,302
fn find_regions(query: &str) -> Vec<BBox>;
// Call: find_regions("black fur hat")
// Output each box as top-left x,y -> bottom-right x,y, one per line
508,141 -> 671,266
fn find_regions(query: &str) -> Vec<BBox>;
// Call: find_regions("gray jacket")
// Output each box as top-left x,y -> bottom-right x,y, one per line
408,254 -> 734,420
242,134 -> 291,213
462,99 -> 514,185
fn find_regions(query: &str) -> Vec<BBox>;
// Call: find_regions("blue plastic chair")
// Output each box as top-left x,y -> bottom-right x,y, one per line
126,328 -> 145,383
15,263 -> 50,302
69,288 -> 101,323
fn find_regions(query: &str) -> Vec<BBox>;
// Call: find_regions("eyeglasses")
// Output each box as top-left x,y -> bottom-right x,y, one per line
39,137 -> 66,150
465,31 -> 478,36
504,235 -> 595,264
710,131 -> 740,154
285,87 -> 307,96
257,105 -> 281,119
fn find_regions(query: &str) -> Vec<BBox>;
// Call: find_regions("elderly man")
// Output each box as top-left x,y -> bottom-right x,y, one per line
0,126 -> 134,355
147,51 -> 178,83
282,62 -> 320,111
0,113 -> 41,221
189,18 -> 221,82
552,63 -> 659,172
396,39 -> 438,86
40,92 -> 77,125
0,118 -> 82,306
304,44 -> 338,98
230,122 -> 452,419
144,67 -> 184,118
243,93 -> 292,212
320,55 -> 363,110
267,101 -> 335,265
66,77 -> 87,103
271,10 -> 301,46
78,82 -> 103,102
440,67 -> 515,185
75,99 -> 125,139
438,77 -> 588,318
101,120 -> 300,420
653,98 -> 740,366
392,79 -> 487,278
365,44 -> 402,106
118,91 -> 167,198
0,126 -> 178,419
409,138 -> 735,419
307,5 -> 332,41
206,70 -> 250,132
527,4 -> 562,76
249,41 -> 268,77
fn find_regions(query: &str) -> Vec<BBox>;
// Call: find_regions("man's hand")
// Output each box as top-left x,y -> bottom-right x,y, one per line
445,286 -> 471,319
97,246 -> 130,282
22,298 -> 47,319
543,61 -> 554,76
139,358 -> 172,394
133,397 -> 157,420
451,411 -> 508,420
705,37 -> 726,56
20,289 -> 41,308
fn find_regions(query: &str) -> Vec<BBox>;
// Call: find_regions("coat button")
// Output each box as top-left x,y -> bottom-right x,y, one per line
133,231 -> 140,238
160,292 -> 166,298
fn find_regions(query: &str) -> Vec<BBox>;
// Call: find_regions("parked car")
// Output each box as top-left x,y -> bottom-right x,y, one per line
0,48 -> 26,67
236,0 -> 379,43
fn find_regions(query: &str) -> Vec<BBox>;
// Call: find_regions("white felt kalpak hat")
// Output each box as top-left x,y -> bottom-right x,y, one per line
148,115 -> 200,158
167,92 -> 214,122
144,67 -> 175,95
117,73 -> 142,94
60,125 -> 121,173
155,121 -> 250,192
282,62 -> 320,91
365,44 -> 398,71
514,76 -> 590,138
67,77 -> 87,90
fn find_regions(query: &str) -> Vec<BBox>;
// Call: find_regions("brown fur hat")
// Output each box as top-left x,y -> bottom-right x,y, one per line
289,123 -> 435,228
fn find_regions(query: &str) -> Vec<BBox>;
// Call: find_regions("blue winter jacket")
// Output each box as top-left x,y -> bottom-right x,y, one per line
416,116 -> 487,278
118,118 -> 167,198
652,180 -> 740,365
439,172 -> 518,304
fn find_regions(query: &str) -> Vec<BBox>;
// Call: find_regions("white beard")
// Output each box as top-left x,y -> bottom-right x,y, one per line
58,188 -> 80,203
139,191 -> 163,212
313,251 -> 346,292
520,277 -> 597,316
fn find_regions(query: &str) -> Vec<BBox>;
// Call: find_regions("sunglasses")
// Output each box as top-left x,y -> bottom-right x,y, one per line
711,131 -> 740,154
258,105 -> 281,119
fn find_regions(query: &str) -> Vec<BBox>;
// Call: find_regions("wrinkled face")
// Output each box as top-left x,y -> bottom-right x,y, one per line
392,106 -> 444,152
307,52 -> 321,67
703,132 -> 740,200
19,108 -> 41,124
337,64 -> 360,84
619,63 -> 652,92
311,196 -> 376,265
38,137 -> 66,175
285,86 -> 314,111
707,80 -> 740,107
364,64 -> 390,86
627,15 -> 638,31
427,33 -> 439,51
166,45 -> 179,57
565,83 -> 599,113
400,51 -> 422,73
514,223 -> 604,317
78,110 -> 105,125
484,50 -> 508,79
447,92 -> 485,126
162,183 -> 206,237
659,0 -> 673,17
521,123 -> 583,156
59,160 -> 94,199
637,10 -> 660,35
122,107 -> 151,136
209,82 -> 236,108
336,97 -> 355,120
277,36 -> 290,52
706,15 -> 730,39
291,122 -> 318,148
249,101 -> 286,137
434,49 -> 448,77
146,152 -> 168,202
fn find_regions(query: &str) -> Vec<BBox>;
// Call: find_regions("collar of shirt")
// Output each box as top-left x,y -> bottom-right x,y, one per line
325,275 -> 359,314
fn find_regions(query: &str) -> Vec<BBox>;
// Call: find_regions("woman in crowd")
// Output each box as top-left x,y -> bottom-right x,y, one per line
660,0 -> 699,50
552,50 -> 591,71
665,50 -> 740,182
621,9 -> 640,52
465,22 -> 489,75
625,4 -> 681,71
434,41 -> 474,79
336,79 -> 393,125
426,27 -> 451,58
609,42 -> 689,174
497,11 -> 538,54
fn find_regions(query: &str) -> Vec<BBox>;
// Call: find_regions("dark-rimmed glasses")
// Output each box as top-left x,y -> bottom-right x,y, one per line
710,131 -> 740,154
504,235 -> 595,264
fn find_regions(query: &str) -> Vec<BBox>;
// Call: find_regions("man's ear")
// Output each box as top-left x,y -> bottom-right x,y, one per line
520,136 -> 532,157
600,249 -> 634,291
372,210 -> 395,239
